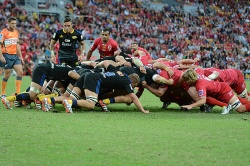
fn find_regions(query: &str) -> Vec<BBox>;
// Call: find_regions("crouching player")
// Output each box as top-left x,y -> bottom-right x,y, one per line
62,66 -> 149,114
1,62 -> 72,109
181,69 -> 250,114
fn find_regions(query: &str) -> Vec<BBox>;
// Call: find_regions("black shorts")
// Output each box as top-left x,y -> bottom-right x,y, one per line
32,65 -> 46,86
83,73 -> 102,94
74,72 -> 91,90
58,57 -> 78,67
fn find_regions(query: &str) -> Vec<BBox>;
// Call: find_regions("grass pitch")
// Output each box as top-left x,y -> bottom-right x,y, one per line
0,76 -> 250,166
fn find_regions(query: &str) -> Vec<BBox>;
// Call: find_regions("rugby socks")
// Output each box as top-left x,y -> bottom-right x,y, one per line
6,95 -> 16,101
103,98 -> 115,105
37,93 -> 58,101
15,76 -> 22,94
50,97 -> 55,105
1,78 -> 8,95
206,97 -> 227,107
6,93 -> 30,101
16,93 -> 30,101
72,100 -> 77,108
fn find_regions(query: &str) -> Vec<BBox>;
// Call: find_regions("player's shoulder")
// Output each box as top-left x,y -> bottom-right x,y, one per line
55,29 -> 64,34
109,38 -> 118,44
0,28 -> 8,34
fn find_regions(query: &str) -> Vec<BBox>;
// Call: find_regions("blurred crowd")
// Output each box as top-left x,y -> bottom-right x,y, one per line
0,0 -> 250,75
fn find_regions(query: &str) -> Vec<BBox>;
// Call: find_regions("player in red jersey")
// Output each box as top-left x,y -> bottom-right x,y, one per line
181,69 -> 250,114
86,28 -> 121,60
152,63 -> 229,111
203,68 -> 249,99
131,42 -> 152,66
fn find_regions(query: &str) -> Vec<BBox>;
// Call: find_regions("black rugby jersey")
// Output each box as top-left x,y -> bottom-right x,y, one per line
52,29 -> 83,58
43,63 -> 72,81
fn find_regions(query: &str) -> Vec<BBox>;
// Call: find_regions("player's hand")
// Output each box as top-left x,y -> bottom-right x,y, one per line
142,110 -> 149,113
181,105 -> 192,110
141,81 -> 148,88
78,54 -> 85,62
19,57 -> 24,65
167,79 -> 174,85
50,51 -> 56,63
167,68 -> 174,77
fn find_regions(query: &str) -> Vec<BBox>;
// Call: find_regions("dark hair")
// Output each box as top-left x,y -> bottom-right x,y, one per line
64,17 -> 72,23
102,28 -> 111,34
8,17 -> 17,23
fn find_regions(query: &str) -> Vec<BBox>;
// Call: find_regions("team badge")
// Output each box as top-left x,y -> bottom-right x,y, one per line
198,90 -> 204,96
72,36 -> 77,39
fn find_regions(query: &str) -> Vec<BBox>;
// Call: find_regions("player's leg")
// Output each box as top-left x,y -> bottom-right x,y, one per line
1,68 -> 11,97
13,63 -> 23,94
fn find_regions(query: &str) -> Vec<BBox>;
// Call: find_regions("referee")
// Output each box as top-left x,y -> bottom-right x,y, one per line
50,17 -> 85,67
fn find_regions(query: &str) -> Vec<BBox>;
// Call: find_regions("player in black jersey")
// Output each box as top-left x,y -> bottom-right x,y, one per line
2,62 -> 74,109
50,17 -> 85,67
62,64 -> 149,114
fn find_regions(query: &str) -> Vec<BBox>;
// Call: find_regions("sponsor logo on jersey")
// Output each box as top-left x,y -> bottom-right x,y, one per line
101,45 -> 106,51
65,39 -> 70,42
62,42 -> 72,46
4,38 -> 18,45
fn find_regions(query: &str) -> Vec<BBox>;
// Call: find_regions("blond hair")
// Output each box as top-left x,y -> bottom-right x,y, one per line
182,68 -> 198,83
128,73 -> 140,85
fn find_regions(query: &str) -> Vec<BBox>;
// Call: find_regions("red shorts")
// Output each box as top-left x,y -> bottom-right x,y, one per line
231,69 -> 246,95
216,82 -> 234,103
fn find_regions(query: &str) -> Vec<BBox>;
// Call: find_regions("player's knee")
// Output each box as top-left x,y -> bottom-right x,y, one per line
29,87 -> 40,97
125,96 -> 132,103
86,96 -> 97,109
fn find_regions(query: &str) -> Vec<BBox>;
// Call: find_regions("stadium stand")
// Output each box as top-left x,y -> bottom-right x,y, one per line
0,0 -> 249,76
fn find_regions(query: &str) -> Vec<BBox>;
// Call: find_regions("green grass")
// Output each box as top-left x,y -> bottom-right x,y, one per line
1,76 -> 250,166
